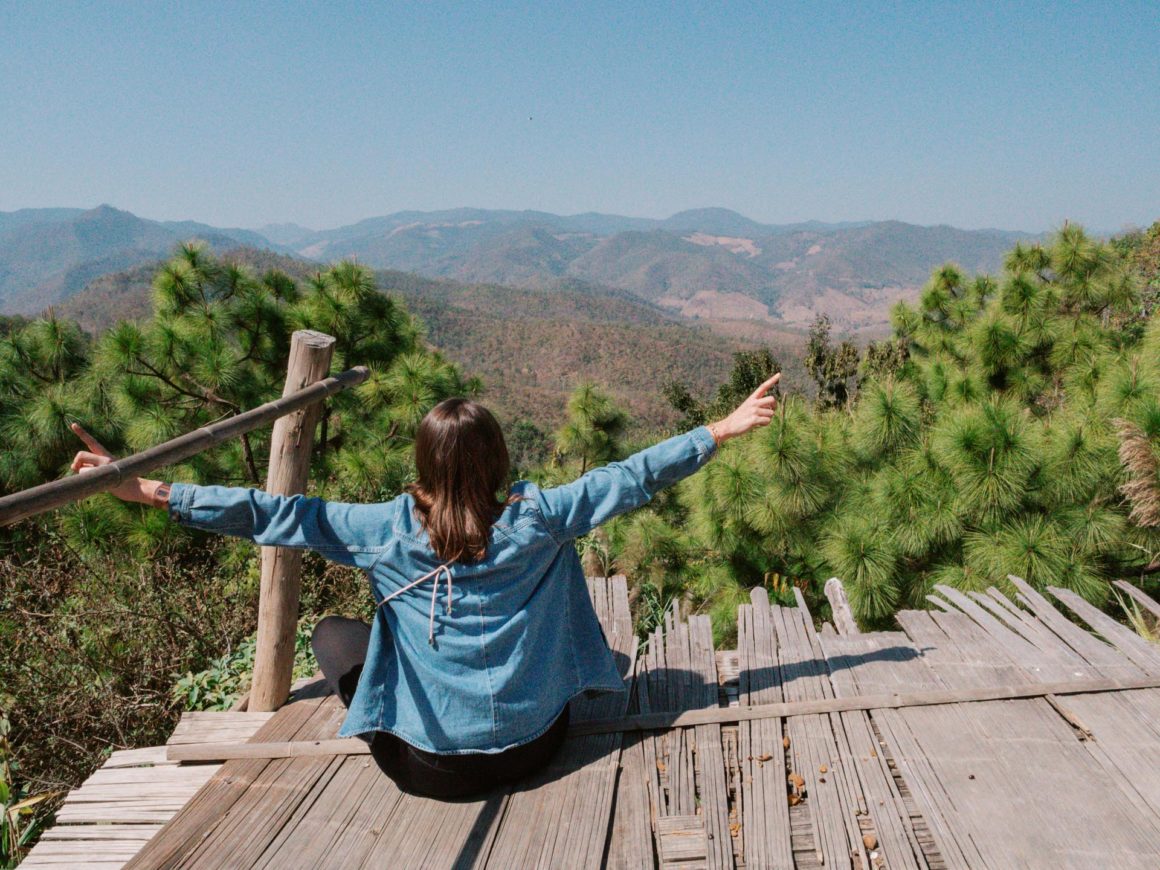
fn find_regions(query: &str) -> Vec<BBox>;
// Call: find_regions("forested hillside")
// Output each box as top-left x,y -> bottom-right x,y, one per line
56,252 -> 791,431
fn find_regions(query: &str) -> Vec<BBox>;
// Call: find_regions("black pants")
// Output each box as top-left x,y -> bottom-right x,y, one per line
310,615 -> 569,800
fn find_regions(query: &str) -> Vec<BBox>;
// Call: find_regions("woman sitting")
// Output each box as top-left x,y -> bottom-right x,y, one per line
69,373 -> 779,798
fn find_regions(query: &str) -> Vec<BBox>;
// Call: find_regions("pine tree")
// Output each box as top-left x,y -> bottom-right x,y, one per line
0,245 -> 471,556
611,225 -> 1159,635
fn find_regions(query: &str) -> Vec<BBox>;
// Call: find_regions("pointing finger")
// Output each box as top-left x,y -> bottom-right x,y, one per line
70,422 -> 112,457
749,372 -> 781,399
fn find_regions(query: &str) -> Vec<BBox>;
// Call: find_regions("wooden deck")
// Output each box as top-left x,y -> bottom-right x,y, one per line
27,575 -> 1160,868
21,713 -> 273,867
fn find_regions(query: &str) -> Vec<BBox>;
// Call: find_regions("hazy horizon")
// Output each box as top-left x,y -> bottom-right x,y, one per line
3,2 -> 1156,233
0,201 -> 1095,238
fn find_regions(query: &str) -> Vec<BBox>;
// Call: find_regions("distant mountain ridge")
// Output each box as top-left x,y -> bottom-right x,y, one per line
281,207 -> 1037,333
3,204 -> 1040,333
0,205 -> 283,313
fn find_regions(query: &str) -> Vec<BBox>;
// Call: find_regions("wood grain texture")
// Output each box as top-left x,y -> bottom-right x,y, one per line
35,579 -> 1160,870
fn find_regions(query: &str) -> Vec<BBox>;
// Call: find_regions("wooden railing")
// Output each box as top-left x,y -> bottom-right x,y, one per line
0,330 -> 368,711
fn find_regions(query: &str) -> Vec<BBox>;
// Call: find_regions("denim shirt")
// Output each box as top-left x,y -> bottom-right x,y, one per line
167,425 -> 717,754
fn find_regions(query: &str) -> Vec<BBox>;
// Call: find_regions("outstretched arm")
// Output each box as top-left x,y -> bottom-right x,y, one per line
537,373 -> 780,541
67,423 -> 386,569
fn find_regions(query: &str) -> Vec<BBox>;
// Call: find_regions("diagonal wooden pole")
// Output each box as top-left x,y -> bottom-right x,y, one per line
0,360 -> 368,527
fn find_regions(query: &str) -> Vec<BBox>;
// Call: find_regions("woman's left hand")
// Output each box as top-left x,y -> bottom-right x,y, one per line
708,373 -> 781,445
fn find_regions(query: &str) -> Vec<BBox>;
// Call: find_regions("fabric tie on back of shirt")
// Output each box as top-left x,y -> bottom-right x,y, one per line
377,561 -> 454,645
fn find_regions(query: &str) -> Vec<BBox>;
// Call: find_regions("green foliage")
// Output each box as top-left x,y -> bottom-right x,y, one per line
554,382 -> 629,474
173,619 -> 320,712
506,419 -> 552,477
664,348 -> 780,429
1,716 -> 54,869
803,315 -> 859,409
609,226 -> 1160,637
0,245 -> 471,850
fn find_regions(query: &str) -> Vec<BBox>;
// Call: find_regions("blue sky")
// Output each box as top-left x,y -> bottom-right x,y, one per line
1,1 -> 1156,232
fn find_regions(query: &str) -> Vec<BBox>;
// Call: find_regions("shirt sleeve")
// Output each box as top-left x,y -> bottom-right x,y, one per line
166,483 -> 389,569
535,426 -> 717,542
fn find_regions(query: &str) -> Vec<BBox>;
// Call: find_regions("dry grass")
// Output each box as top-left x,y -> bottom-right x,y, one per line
1114,418 -> 1160,527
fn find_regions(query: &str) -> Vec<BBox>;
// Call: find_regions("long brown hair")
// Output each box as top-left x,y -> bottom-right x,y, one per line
407,398 -> 512,563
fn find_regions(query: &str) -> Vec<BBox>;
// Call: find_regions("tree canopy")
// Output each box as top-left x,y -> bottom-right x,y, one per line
615,225 -> 1160,639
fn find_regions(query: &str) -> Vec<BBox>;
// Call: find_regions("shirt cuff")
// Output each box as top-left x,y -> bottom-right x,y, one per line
167,482 -> 196,524
690,425 -> 718,460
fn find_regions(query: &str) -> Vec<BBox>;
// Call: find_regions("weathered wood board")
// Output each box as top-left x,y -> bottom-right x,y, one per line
28,577 -> 1160,869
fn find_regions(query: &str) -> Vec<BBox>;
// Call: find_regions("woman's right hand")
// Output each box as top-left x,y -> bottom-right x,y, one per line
69,422 -> 151,502
708,373 -> 781,445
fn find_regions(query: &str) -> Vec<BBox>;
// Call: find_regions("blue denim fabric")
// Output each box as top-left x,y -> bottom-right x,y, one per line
167,425 -> 717,753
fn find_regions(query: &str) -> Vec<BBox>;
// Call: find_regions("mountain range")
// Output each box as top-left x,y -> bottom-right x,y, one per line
0,206 -> 277,313
2,205 -> 1039,335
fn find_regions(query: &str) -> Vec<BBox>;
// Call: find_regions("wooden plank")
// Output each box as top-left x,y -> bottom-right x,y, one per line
27,710 -> 273,868
1114,580 -> 1160,621
772,596 -> 851,869
605,583 -> 659,869
932,586 -> 1160,835
565,673 -> 1160,734
166,711 -> 276,745
172,701 -> 350,867
902,598 -> 1160,867
39,825 -> 164,841
824,577 -> 859,636
605,727 -> 656,869
688,615 -> 732,868
664,602 -> 695,817
656,815 -> 708,866
1007,576 -> 1145,680
102,747 -> 174,768
834,624 -> 983,869
124,690 -> 334,869
807,615 -> 924,868
1048,586 -> 1160,673
740,591 -> 793,870
167,737 -> 370,762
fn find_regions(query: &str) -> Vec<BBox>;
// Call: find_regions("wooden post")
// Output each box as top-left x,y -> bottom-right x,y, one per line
249,330 -> 336,711
824,577 -> 859,636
